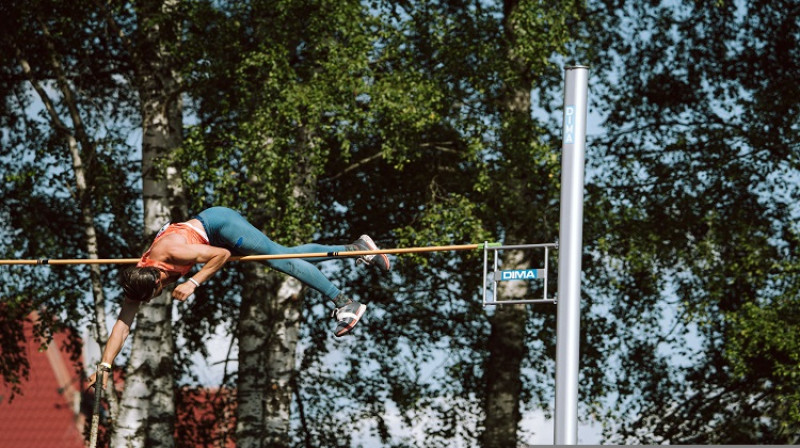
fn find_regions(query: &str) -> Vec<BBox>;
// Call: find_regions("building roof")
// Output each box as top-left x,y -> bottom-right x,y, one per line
0,313 -> 85,448
177,387 -> 237,448
0,312 -> 237,448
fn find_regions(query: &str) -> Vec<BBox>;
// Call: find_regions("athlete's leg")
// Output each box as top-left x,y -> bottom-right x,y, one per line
196,207 -> 346,300
197,207 -> 376,336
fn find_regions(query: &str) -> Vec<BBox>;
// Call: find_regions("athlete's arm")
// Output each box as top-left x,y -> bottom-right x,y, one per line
86,298 -> 141,389
152,238 -> 231,300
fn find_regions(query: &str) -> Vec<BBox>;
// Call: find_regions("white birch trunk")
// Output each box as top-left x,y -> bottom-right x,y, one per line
112,0 -> 183,446
263,276 -> 303,443
236,268 -> 303,448
482,2 -> 534,444
482,248 -> 529,448
112,94 -> 181,448
17,42 -> 120,418
236,128 -> 316,447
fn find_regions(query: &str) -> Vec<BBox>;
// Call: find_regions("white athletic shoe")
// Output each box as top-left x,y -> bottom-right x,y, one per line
350,235 -> 390,272
332,301 -> 367,337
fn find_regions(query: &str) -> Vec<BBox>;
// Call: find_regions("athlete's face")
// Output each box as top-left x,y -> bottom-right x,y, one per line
151,277 -> 165,300
150,271 -> 178,301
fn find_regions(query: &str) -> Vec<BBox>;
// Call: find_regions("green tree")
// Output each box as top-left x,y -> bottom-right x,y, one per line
1,1 -> 192,446
0,0 -> 139,421
297,1 -> 579,446
577,0 -> 800,442
480,1 -> 577,446
175,1 -> 436,445
176,1 -> 499,446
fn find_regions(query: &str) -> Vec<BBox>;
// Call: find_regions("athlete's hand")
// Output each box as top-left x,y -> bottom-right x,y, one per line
86,369 -> 108,392
172,281 -> 197,301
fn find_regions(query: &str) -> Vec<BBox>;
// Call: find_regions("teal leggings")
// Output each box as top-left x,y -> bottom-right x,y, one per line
196,207 -> 345,300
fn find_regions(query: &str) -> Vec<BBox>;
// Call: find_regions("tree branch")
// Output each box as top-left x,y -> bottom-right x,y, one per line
322,151 -> 384,182
322,143 -> 461,182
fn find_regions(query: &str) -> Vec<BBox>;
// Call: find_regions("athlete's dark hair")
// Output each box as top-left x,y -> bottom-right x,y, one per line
119,266 -> 161,302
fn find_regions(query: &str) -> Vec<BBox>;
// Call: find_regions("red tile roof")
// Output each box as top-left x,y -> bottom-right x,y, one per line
0,313 -> 85,448
1,313 -> 239,448
176,387 -> 236,448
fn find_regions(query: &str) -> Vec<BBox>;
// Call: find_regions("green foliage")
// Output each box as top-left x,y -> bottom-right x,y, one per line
176,0 -> 580,445
394,193 -> 492,267
724,227 -> 800,440
579,0 -> 800,442
726,300 -> 800,428
310,1 -> 578,445
17,0 -> 800,445
0,0 -> 142,397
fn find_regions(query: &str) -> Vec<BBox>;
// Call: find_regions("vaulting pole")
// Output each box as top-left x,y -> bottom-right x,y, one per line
554,65 -> 589,445
89,368 -> 106,448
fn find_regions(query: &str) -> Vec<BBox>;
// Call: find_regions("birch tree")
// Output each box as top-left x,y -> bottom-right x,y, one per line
302,1 -> 577,446
2,1 -> 189,446
96,0 -> 187,445
178,2 -> 384,445
0,0 -> 138,422
480,2 -> 574,445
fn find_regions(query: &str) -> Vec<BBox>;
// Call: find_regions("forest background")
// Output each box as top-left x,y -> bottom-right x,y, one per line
0,0 -> 798,446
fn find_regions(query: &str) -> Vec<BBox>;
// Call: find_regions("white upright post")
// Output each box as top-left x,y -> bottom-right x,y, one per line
555,65 -> 589,445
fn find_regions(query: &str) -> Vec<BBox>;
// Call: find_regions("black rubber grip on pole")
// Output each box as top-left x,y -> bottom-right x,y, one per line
89,369 -> 104,448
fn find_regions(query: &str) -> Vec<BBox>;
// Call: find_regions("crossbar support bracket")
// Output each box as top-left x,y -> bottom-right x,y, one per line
481,242 -> 558,306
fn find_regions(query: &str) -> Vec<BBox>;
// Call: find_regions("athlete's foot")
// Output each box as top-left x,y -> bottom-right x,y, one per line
349,235 -> 390,272
332,301 -> 367,337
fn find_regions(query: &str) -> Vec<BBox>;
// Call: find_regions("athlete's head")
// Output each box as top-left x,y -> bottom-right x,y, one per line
119,266 -> 162,302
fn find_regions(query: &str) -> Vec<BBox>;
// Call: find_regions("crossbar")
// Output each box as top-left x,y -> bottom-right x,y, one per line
0,243 -> 487,266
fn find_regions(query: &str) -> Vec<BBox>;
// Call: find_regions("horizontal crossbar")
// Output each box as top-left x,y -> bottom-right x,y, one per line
483,299 -> 557,306
485,243 -> 557,251
0,243 -> 490,266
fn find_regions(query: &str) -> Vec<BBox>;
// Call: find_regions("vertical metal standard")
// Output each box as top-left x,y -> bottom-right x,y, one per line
555,65 -> 589,445
492,249 -> 499,303
482,242 -> 490,307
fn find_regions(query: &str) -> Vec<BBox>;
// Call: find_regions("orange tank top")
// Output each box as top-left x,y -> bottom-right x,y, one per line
137,223 -> 210,276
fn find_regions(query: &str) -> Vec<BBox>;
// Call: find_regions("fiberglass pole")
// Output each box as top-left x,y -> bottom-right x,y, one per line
554,65 -> 589,445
